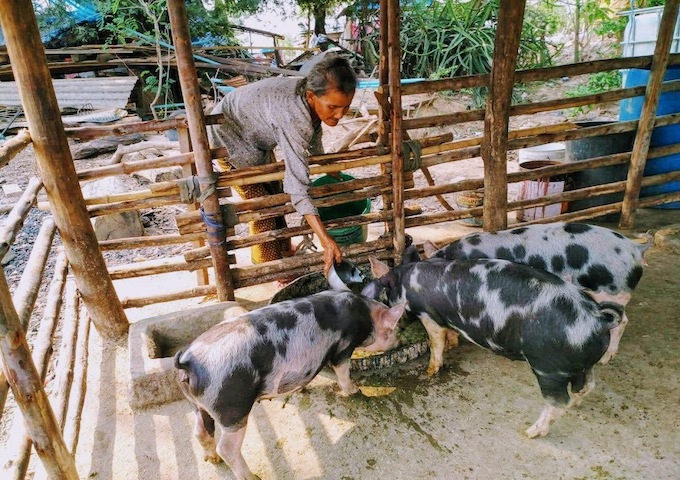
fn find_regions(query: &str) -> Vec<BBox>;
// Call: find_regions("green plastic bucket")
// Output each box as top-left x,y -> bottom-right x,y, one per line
312,172 -> 371,246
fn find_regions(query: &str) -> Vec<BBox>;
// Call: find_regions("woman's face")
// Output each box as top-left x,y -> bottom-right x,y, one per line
306,87 -> 355,127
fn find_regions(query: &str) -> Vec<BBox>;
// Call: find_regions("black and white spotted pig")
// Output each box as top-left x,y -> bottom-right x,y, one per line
423,222 -> 650,363
174,290 -> 404,480
362,255 -> 624,438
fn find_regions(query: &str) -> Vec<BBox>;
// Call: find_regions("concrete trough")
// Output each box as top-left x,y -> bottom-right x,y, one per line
128,301 -> 245,410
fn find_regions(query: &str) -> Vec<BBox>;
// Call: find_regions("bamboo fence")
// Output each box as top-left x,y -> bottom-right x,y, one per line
2,0 -> 680,477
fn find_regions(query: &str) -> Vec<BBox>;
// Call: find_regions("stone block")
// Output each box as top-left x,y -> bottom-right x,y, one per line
81,176 -> 144,240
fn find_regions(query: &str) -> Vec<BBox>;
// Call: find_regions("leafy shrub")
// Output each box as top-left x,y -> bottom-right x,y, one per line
365,0 -> 555,80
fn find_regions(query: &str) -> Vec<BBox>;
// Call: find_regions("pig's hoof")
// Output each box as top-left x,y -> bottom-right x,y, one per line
204,453 -> 222,464
598,351 -> 615,365
338,384 -> 360,397
426,365 -> 441,376
525,423 -> 549,439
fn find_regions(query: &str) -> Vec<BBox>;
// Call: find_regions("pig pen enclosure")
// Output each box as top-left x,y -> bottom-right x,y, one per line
1,0 -> 680,479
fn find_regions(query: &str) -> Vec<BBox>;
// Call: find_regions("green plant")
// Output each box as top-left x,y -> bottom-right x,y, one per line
364,0 -> 553,81
565,70 -> 622,116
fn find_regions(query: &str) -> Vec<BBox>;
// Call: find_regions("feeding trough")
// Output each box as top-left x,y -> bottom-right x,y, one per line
128,301 -> 247,410
271,262 -> 429,372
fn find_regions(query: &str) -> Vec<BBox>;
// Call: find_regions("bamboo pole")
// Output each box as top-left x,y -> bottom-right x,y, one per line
620,0 -> 680,228
401,82 -> 679,131
0,250 -> 67,422
0,252 -> 69,480
399,53 -> 680,96
98,232 -> 205,251
62,307 -> 90,454
168,0 -> 233,301
107,256 -> 213,281
0,2 -> 128,340
233,237 -> 393,286
75,146 -> 228,182
0,267 -> 78,480
403,168 -> 680,231
482,0 -> 526,231
65,115 -> 191,141
31,280 -> 80,480
177,123 -> 210,286
13,217 -> 56,328
0,129 -> 32,169
121,285 -> 216,309
378,0 -> 390,146
387,0 -> 405,263
0,177 -> 42,260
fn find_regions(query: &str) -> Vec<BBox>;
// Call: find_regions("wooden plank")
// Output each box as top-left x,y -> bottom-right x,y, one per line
620,0 -> 680,228
481,0 -> 527,231
168,0 -> 234,301
0,2 -> 128,341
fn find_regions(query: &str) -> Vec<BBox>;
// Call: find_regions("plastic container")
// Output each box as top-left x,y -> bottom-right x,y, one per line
620,7 -> 680,58
516,160 -> 568,222
565,121 -> 635,216
517,142 -> 566,163
619,7 -> 680,208
620,67 -> 680,208
312,172 -> 371,245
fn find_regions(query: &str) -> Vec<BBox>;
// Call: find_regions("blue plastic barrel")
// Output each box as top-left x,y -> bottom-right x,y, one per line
619,67 -> 680,208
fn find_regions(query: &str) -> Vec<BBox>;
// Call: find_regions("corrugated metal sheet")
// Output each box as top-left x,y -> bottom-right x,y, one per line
0,76 -> 138,110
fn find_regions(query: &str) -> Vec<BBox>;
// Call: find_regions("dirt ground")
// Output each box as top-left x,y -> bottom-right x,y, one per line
67,210 -> 680,480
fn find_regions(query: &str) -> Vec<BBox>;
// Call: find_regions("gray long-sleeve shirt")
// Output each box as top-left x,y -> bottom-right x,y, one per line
209,77 -> 323,216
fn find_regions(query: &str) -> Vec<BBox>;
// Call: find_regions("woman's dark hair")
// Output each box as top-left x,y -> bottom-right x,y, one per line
297,54 -> 357,96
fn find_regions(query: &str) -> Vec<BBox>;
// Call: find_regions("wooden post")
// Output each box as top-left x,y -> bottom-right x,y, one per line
0,1 -> 128,339
387,0 -> 405,263
481,0 -> 526,231
378,0 -> 390,146
620,0 -> 680,228
0,268 -> 79,480
167,0 -> 234,301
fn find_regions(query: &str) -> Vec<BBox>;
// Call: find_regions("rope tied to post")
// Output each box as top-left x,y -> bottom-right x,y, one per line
199,206 -> 227,247
178,173 -> 220,204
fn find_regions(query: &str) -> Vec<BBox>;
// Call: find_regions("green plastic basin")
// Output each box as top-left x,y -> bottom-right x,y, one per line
312,172 -> 371,245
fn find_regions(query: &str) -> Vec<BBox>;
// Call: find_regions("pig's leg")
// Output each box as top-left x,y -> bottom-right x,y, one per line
525,371 -> 571,438
216,422 -> 259,480
419,313 -> 447,376
588,292 -> 630,365
600,312 -> 628,364
570,369 -> 595,408
194,408 -> 220,463
444,330 -> 459,351
332,360 -> 360,396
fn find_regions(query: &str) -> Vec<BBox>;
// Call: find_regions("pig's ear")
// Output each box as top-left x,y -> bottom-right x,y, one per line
402,245 -> 422,264
381,303 -> 406,330
423,240 -> 439,259
368,256 -> 390,278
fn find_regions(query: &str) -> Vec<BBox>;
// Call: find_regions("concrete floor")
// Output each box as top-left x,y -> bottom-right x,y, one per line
72,213 -> 680,480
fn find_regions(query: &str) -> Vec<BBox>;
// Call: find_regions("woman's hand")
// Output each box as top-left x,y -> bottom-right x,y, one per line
304,214 -> 343,277
321,236 -> 342,277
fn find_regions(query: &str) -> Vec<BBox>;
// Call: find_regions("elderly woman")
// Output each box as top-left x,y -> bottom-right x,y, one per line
209,54 -> 357,278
